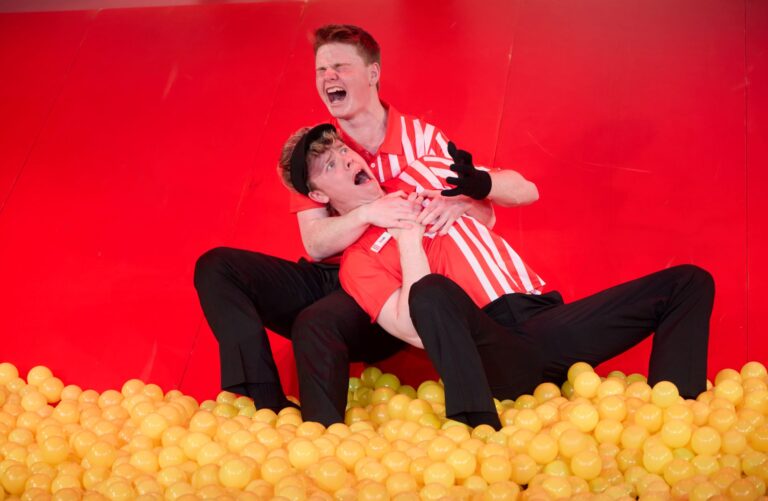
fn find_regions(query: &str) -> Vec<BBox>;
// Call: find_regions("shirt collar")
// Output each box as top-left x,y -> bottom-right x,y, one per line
329,100 -> 404,159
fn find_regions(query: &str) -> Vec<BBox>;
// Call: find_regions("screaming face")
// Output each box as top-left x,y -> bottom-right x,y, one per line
306,140 -> 383,214
315,43 -> 379,120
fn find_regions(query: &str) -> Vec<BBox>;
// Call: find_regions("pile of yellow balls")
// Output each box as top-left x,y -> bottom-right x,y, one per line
1,361 -> 768,501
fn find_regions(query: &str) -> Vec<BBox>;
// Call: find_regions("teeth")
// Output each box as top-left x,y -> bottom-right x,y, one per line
326,86 -> 344,93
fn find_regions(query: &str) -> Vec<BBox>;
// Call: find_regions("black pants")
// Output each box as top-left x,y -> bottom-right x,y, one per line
409,265 -> 714,422
193,247 -> 403,425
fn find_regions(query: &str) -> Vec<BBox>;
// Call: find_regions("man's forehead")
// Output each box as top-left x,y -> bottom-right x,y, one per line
307,140 -> 342,174
316,43 -> 365,64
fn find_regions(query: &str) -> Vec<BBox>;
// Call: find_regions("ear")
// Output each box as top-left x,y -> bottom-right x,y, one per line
308,190 -> 330,205
369,62 -> 380,86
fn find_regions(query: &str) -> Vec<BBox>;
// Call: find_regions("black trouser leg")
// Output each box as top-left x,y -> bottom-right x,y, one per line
516,265 -> 714,398
292,289 -> 404,426
408,275 -> 543,428
193,247 -> 335,409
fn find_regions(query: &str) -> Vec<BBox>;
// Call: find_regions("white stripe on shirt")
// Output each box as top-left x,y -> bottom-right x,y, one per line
401,116 -> 416,165
447,226 -> 499,301
414,120 -> 425,158
388,154 -> 401,178
502,240 -> 538,293
471,218 -> 522,291
409,159 -> 445,189
456,218 -> 514,295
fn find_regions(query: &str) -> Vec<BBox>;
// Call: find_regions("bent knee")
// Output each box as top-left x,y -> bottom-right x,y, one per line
292,307 -> 348,346
194,247 -> 236,287
409,274 -> 463,310
674,264 -> 715,296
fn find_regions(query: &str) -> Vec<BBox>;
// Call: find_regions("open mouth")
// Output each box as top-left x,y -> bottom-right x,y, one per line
326,86 -> 347,103
354,169 -> 372,185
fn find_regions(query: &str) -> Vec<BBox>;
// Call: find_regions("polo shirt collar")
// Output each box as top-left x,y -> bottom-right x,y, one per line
329,101 -> 404,158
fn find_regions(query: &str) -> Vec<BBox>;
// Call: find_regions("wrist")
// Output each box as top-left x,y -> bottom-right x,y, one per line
351,203 -> 370,225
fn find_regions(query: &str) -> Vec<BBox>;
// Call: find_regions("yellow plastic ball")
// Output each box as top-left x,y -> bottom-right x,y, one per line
423,461 -> 456,487
691,426 -> 722,455
26,366 -> 53,387
573,371 -> 601,399
568,403 -> 599,432
651,381 -> 680,408
0,362 -> 20,385
742,361 -> 768,379
570,450 -> 602,480
527,433 -> 558,464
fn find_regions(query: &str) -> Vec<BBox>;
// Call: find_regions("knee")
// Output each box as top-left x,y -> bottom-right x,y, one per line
292,307 -> 349,357
673,264 -> 715,298
409,274 -> 463,313
194,247 -> 235,289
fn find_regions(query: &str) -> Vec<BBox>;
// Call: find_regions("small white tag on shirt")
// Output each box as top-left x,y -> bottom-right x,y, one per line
370,231 -> 392,253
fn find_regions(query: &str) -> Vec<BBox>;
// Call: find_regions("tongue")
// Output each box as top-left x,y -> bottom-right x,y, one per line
328,90 -> 346,103
355,171 -> 369,185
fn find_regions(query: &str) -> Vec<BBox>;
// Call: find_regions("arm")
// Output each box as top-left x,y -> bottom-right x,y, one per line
297,191 -> 416,261
375,220 -> 430,348
486,168 -> 539,207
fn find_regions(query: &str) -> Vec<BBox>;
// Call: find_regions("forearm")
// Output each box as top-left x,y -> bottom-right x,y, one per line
298,207 -> 370,261
376,236 -> 430,348
397,237 -> 431,328
465,198 -> 496,228
488,169 -> 539,207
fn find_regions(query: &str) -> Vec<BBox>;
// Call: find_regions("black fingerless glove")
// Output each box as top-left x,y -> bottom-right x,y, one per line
441,141 -> 492,200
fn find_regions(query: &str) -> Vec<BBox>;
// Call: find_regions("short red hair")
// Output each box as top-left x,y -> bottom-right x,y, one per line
313,24 -> 381,66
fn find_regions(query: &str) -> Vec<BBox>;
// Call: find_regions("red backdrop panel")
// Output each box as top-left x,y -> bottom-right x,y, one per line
0,11 -> 94,208
0,3 -> 303,399
0,0 -> 760,402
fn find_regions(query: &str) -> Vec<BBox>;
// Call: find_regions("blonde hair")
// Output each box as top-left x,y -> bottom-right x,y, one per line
277,127 -> 340,193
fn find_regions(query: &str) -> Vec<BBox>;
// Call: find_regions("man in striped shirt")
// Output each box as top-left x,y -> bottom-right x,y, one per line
195,24 -> 538,425
281,124 -> 714,428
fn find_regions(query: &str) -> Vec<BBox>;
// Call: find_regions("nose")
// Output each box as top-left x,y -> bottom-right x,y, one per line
322,67 -> 338,80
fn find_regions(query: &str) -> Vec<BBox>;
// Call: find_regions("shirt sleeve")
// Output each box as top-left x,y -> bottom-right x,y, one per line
288,189 -> 326,214
340,244 -> 402,323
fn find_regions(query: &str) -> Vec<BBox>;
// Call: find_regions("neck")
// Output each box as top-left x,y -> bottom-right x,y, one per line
337,99 -> 387,155
333,192 -> 384,216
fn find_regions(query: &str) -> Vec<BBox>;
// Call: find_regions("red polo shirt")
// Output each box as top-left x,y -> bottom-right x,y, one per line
287,103 -> 451,213
340,157 -> 545,322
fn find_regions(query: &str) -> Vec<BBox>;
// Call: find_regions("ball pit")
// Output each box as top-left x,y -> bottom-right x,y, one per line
1,361 -> 768,500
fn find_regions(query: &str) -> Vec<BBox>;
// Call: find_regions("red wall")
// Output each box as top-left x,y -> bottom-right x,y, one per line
0,0 -> 765,402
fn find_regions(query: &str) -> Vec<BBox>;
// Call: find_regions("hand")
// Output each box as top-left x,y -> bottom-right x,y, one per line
416,189 -> 471,235
358,191 -> 423,229
441,141 -> 492,200
389,192 -> 426,242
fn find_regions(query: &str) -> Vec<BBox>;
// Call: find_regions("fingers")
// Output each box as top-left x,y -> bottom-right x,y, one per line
441,187 -> 462,197
416,202 -> 439,225
447,141 -> 458,161
437,213 -> 460,235
449,163 -> 473,175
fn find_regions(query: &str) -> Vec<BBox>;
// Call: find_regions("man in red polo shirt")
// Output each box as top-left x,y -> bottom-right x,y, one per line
280,124 -> 714,428
194,25 -> 539,425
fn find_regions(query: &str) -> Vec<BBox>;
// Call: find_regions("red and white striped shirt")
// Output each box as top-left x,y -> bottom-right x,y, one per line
288,102 -> 451,213
340,157 -> 545,322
